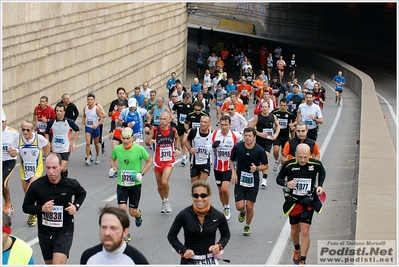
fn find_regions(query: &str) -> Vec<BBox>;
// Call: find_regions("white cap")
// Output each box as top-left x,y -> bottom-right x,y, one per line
1,113 -> 6,122
128,98 -> 137,107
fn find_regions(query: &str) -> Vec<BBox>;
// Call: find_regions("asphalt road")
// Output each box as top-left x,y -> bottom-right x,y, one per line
5,27 -> 395,265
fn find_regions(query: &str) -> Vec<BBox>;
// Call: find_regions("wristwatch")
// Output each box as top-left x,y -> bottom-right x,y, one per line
74,203 -> 80,211
256,166 -> 259,172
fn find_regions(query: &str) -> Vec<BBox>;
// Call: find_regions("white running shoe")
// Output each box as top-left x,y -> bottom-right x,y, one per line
164,200 -> 172,213
261,178 -> 267,188
85,157 -> 91,166
273,161 -> 279,172
95,157 -> 100,164
160,201 -> 166,213
223,207 -> 232,220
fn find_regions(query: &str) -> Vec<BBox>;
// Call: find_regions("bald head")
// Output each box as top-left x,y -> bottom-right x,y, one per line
295,143 -> 311,166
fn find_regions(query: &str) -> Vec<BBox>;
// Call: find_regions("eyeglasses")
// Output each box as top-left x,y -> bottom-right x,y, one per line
228,108 -> 234,111
195,109 -> 202,111
192,193 -> 209,199
171,95 -> 178,97
22,128 -> 31,132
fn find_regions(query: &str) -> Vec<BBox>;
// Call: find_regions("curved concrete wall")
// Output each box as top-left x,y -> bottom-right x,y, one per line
2,2 -> 188,127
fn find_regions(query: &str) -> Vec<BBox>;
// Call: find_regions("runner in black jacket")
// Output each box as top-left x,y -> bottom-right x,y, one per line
22,152 -> 87,265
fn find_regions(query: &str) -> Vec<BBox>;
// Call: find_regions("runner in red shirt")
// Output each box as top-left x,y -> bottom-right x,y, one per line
145,111 -> 180,214
33,96 -> 56,136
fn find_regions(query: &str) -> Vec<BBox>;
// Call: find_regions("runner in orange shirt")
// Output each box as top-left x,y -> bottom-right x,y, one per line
221,91 -> 245,116
236,79 -> 253,118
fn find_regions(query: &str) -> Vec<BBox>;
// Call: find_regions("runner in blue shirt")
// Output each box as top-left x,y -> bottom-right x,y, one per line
332,71 -> 346,106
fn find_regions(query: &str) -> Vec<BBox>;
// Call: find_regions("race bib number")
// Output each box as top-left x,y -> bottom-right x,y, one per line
86,119 -> 95,126
2,143 -> 9,153
240,171 -> 254,187
314,100 -> 320,106
192,257 -> 217,265
153,115 -> 160,124
179,114 -> 187,124
133,132 -> 143,142
196,145 -> 209,159
293,178 -> 312,196
263,128 -> 274,139
192,122 -> 200,129
121,170 -> 136,186
291,104 -> 297,111
272,89 -> 278,94
37,122 -> 47,132
217,146 -> 231,160
337,83 -> 343,88
23,162 -> 36,179
291,60 -> 295,65
42,205 -> 63,227
242,90 -> 248,96
160,146 -> 172,161
304,119 -> 314,126
53,135 -> 66,147
278,118 -> 288,129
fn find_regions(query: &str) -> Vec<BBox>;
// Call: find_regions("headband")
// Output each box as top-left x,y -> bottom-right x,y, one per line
2,225 -> 11,234
121,131 -> 133,137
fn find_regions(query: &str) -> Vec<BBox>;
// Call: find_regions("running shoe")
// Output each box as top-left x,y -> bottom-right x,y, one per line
238,210 -> 246,223
85,157 -> 91,166
95,157 -> 100,164
124,233 -> 131,243
273,161 -> 279,172
90,156 -> 94,162
135,209 -> 143,227
27,214 -> 37,226
216,122 -> 220,126
164,200 -> 172,213
293,250 -> 301,265
299,259 -> 306,265
181,158 -> 187,166
243,225 -> 251,236
338,102 -> 340,106
160,201 -> 166,213
261,178 -> 267,188
4,205 -> 14,216
223,207 -> 232,221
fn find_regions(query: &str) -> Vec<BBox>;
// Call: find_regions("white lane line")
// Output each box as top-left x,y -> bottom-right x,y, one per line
266,76 -> 340,265
27,237 -> 39,246
377,93 -> 397,127
378,71 -> 394,78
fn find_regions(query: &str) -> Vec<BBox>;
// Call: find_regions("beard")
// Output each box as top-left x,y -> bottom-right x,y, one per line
101,233 -> 125,252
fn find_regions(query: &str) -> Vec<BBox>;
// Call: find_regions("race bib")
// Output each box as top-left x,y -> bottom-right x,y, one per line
263,128 -> 274,139
291,60 -> 295,65
23,162 -> 36,179
291,104 -> 297,111
42,205 -> 63,227
53,135 -> 66,147
193,257 -> 217,265
196,145 -> 209,159
304,119 -> 314,126
86,119 -> 95,126
192,122 -> 200,129
37,122 -> 47,132
153,115 -> 160,124
293,178 -> 312,196
278,118 -> 288,129
160,146 -> 173,161
240,171 -> 254,187
217,146 -> 231,160
242,90 -> 248,96
121,170 -> 136,186
179,114 -> 187,124
314,100 -> 320,106
337,83 -> 343,88
2,143 -> 9,153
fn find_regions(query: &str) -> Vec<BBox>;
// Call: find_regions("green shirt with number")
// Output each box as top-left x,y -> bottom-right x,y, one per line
111,143 -> 150,187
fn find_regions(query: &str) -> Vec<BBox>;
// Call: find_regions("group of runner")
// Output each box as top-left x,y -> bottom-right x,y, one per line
2,63 -> 345,264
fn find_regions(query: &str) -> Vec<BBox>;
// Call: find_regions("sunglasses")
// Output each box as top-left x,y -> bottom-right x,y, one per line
194,109 -> 202,111
192,193 -> 209,199
228,108 -> 234,111
22,128 -> 31,132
